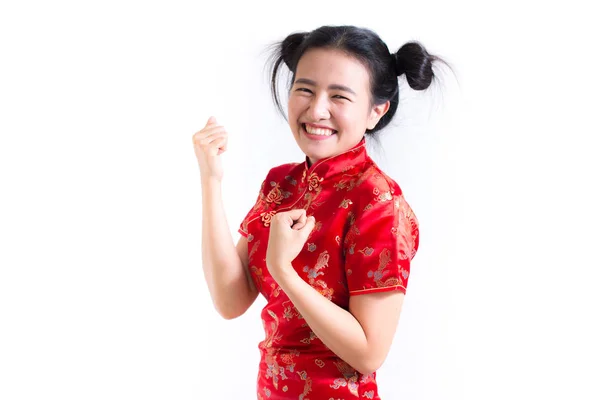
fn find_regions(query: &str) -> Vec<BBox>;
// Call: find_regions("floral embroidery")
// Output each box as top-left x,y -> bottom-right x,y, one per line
297,370 -> 313,400
283,306 -> 298,321
331,360 -> 359,396
339,199 -> 353,209
377,191 -> 392,202
262,309 -> 282,349
281,349 -> 300,372
300,330 -> 318,344
367,248 -> 402,288
334,176 -> 357,191
266,182 -> 284,204
269,283 -> 282,297
306,220 -> 323,242
249,240 -> 260,261
251,265 -> 264,290
358,247 -> 374,256
306,171 -> 324,191
302,251 -> 334,300
363,390 -> 375,399
285,175 -> 298,186
237,137 -> 418,398
261,210 -> 276,227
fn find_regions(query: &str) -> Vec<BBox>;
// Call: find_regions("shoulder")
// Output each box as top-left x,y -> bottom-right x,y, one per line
257,162 -> 303,196
353,159 -> 403,203
352,160 -> 420,257
353,160 -> 419,229
265,162 -> 302,182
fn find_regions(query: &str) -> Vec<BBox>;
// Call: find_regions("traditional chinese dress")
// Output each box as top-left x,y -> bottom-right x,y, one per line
238,137 -> 420,400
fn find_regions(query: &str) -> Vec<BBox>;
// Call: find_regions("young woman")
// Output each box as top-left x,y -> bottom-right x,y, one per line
193,25 -> 449,399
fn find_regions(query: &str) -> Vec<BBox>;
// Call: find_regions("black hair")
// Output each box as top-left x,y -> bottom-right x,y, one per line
268,25 -> 452,135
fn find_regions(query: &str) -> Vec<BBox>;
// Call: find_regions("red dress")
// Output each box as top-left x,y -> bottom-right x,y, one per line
239,137 -> 420,400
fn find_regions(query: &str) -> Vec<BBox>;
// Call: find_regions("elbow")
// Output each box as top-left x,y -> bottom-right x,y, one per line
210,286 -> 256,320
355,355 -> 386,376
356,364 -> 379,376
220,311 -> 242,320
214,303 -> 243,320
214,295 -> 253,320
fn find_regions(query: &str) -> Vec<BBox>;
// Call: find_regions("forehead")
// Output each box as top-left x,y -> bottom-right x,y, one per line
294,48 -> 371,91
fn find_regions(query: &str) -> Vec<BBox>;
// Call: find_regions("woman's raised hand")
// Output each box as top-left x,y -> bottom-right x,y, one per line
192,116 -> 228,181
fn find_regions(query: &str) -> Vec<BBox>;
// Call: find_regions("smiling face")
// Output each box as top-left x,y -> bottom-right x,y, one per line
287,48 -> 389,165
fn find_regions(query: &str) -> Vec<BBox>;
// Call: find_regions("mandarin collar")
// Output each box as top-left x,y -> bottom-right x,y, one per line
301,137 -> 369,182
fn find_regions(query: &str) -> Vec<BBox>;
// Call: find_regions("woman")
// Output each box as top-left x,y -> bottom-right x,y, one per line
193,25 -> 448,399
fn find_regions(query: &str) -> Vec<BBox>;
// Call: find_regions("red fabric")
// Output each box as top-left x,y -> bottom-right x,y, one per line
239,138 -> 419,399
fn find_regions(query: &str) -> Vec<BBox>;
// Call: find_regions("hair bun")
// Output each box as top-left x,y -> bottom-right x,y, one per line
394,41 -> 435,90
392,53 -> 406,76
281,32 -> 308,69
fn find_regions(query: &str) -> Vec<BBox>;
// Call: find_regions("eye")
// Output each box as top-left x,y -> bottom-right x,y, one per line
333,95 -> 350,101
295,88 -> 313,94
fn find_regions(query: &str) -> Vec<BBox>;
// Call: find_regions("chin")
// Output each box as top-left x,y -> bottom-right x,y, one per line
301,143 -> 335,161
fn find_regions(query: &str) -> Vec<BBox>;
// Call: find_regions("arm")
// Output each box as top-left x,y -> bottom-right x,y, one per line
265,189 -> 415,374
275,269 -> 404,375
201,177 -> 258,319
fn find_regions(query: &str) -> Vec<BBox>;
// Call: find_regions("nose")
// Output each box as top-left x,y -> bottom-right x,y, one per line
307,93 -> 330,121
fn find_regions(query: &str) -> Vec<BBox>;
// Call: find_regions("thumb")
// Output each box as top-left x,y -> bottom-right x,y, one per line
206,116 -> 217,127
286,208 -> 307,222
299,216 -> 316,236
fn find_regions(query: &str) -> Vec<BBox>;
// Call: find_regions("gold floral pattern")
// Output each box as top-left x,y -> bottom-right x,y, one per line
236,138 -> 419,399
306,171 -> 324,191
261,210 -> 276,227
266,182 -> 284,204
339,199 -> 353,209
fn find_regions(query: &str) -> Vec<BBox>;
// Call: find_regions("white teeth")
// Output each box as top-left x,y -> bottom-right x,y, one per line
304,124 -> 335,136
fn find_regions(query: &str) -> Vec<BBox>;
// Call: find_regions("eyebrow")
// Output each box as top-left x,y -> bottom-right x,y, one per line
293,78 -> 357,96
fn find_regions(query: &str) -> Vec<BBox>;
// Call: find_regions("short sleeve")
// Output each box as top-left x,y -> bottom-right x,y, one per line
238,177 -> 268,238
343,192 -> 419,296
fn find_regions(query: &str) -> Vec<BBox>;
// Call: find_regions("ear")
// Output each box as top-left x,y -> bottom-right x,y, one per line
367,101 -> 390,130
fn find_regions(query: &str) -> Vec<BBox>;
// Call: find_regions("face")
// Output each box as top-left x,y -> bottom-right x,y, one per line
287,48 -> 389,165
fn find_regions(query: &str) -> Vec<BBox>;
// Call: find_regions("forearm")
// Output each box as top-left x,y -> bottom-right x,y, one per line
274,267 -> 375,375
201,176 -> 255,318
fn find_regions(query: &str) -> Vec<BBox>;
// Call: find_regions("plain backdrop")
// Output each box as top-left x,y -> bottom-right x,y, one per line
1,1 -> 598,399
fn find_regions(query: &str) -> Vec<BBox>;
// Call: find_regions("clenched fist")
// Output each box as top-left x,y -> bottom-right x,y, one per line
266,209 -> 316,283
192,116 -> 228,182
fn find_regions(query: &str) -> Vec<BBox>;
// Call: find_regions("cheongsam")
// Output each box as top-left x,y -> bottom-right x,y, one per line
238,137 -> 420,400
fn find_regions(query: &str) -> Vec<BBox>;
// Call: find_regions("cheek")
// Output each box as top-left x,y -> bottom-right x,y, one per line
335,105 -> 365,127
287,96 -> 304,121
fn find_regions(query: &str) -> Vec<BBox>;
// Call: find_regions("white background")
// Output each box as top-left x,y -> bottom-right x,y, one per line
1,1 -> 598,399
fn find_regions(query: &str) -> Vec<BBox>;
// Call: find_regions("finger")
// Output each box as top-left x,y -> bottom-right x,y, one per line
273,210 -> 302,228
205,116 -> 217,127
292,211 -> 307,230
203,136 -> 227,157
194,125 -> 227,140
193,128 -> 225,146
196,132 -> 227,146
216,137 -> 228,155
214,136 -> 228,155
285,209 -> 307,223
299,216 -> 316,236
195,133 -> 226,148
